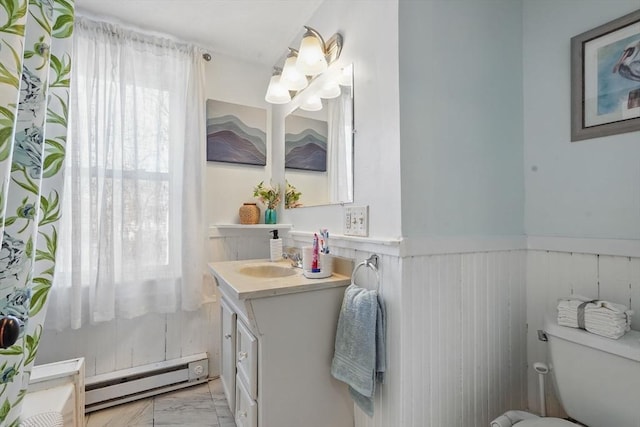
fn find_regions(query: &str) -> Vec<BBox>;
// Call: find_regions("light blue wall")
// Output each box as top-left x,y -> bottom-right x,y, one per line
524,0 -> 640,239
399,0 -> 525,238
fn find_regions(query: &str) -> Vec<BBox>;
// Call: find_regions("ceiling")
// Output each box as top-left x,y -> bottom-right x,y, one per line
75,0 -> 325,67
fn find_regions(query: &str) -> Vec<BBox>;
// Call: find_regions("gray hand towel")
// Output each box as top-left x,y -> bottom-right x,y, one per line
331,283 -> 386,417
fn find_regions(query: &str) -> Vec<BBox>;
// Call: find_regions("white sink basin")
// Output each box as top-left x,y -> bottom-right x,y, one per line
237,263 -> 297,278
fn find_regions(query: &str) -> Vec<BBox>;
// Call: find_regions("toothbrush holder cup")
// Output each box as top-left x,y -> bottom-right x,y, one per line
302,246 -> 333,275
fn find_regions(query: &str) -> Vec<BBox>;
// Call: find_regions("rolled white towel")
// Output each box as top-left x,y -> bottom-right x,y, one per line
563,307 -> 630,321
557,295 -> 633,339
584,321 -> 629,339
559,313 -> 629,326
557,295 -> 631,317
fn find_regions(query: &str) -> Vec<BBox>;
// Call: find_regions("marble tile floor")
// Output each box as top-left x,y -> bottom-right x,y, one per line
85,378 -> 236,427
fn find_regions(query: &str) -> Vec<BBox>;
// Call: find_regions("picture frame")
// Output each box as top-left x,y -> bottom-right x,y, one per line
206,100 -> 267,166
571,9 -> 640,142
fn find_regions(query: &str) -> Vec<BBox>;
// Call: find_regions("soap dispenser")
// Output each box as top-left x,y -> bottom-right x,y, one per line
269,229 -> 282,262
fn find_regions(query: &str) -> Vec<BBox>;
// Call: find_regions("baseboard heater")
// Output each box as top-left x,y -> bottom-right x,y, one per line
84,353 -> 209,413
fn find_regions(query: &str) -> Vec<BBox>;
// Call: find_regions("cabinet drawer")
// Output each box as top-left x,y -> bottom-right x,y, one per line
220,298 -> 236,413
235,374 -> 257,427
236,319 -> 257,400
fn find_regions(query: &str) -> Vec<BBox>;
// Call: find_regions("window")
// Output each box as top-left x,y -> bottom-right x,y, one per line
48,17 -> 205,329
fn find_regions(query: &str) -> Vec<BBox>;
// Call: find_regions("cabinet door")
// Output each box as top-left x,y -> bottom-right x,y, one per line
236,318 -> 258,400
235,374 -> 257,427
220,298 -> 236,413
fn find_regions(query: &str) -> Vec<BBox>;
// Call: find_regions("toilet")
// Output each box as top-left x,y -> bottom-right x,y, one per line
492,316 -> 640,427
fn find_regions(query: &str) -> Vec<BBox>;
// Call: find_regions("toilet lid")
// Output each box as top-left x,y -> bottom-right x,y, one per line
518,418 -> 578,427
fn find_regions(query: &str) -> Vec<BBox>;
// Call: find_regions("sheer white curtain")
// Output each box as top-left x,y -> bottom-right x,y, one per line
327,90 -> 353,203
47,17 -> 206,330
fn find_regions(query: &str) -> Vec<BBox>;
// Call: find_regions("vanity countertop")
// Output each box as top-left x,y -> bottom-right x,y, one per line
208,259 -> 350,300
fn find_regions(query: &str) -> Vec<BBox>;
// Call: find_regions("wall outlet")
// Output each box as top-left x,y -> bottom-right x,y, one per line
344,206 -> 369,237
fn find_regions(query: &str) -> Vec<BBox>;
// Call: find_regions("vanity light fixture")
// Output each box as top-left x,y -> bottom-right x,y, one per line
264,68 -> 291,104
264,26 -> 343,105
280,48 -> 309,91
300,95 -> 323,112
296,26 -> 343,77
318,80 -> 341,99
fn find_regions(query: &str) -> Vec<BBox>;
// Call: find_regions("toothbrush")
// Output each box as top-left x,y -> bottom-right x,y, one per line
325,230 -> 329,254
320,229 -> 329,254
312,233 -> 320,272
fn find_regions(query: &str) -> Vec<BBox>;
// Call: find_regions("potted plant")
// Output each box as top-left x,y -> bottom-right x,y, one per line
253,181 -> 281,224
285,180 -> 302,209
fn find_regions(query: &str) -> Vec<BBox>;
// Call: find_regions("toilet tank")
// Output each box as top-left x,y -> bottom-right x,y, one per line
545,317 -> 640,427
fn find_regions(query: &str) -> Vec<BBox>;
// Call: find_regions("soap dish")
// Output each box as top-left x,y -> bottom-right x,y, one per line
303,270 -> 332,279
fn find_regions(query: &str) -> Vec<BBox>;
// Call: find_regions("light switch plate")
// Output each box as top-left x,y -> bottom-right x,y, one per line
344,206 -> 369,237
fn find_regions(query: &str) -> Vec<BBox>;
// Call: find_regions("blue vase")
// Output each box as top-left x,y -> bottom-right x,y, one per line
265,208 -> 277,224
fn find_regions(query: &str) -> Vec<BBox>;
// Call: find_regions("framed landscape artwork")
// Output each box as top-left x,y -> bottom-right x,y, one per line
284,115 -> 328,172
206,100 -> 267,165
571,9 -> 640,141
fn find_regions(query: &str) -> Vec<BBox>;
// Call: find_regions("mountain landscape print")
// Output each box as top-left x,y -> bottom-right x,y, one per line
206,100 -> 267,166
285,116 -> 328,172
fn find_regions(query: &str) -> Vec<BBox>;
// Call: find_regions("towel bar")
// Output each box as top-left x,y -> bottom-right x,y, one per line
351,254 -> 381,293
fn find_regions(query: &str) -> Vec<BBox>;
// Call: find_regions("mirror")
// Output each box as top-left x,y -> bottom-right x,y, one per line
284,65 -> 353,208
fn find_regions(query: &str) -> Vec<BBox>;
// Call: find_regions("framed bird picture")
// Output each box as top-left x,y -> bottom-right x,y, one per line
571,8 -> 640,141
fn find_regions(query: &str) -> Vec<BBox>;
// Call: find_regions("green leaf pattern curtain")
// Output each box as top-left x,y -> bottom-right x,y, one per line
0,0 -> 74,424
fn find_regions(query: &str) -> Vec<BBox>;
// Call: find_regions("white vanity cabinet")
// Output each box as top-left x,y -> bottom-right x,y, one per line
210,260 -> 354,427
220,298 -> 236,413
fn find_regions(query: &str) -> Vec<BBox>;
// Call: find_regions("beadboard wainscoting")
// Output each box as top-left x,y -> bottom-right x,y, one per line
526,250 -> 640,417
37,303 -> 218,377
401,251 -> 527,427
312,247 -> 528,427
286,232 -> 528,427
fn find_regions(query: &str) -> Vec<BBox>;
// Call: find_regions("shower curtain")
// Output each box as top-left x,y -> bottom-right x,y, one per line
0,0 -> 74,424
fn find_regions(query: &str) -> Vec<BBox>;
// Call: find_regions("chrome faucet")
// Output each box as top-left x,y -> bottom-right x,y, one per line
283,252 -> 303,268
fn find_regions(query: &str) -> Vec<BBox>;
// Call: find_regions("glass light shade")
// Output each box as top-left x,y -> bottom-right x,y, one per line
280,55 -> 308,91
265,74 -> 291,104
296,33 -> 328,76
300,95 -> 323,111
318,80 -> 341,99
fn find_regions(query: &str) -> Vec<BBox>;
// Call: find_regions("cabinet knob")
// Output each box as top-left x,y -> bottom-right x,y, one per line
224,334 -> 232,339
239,411 -> 247,418
238,351 -> 248,361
